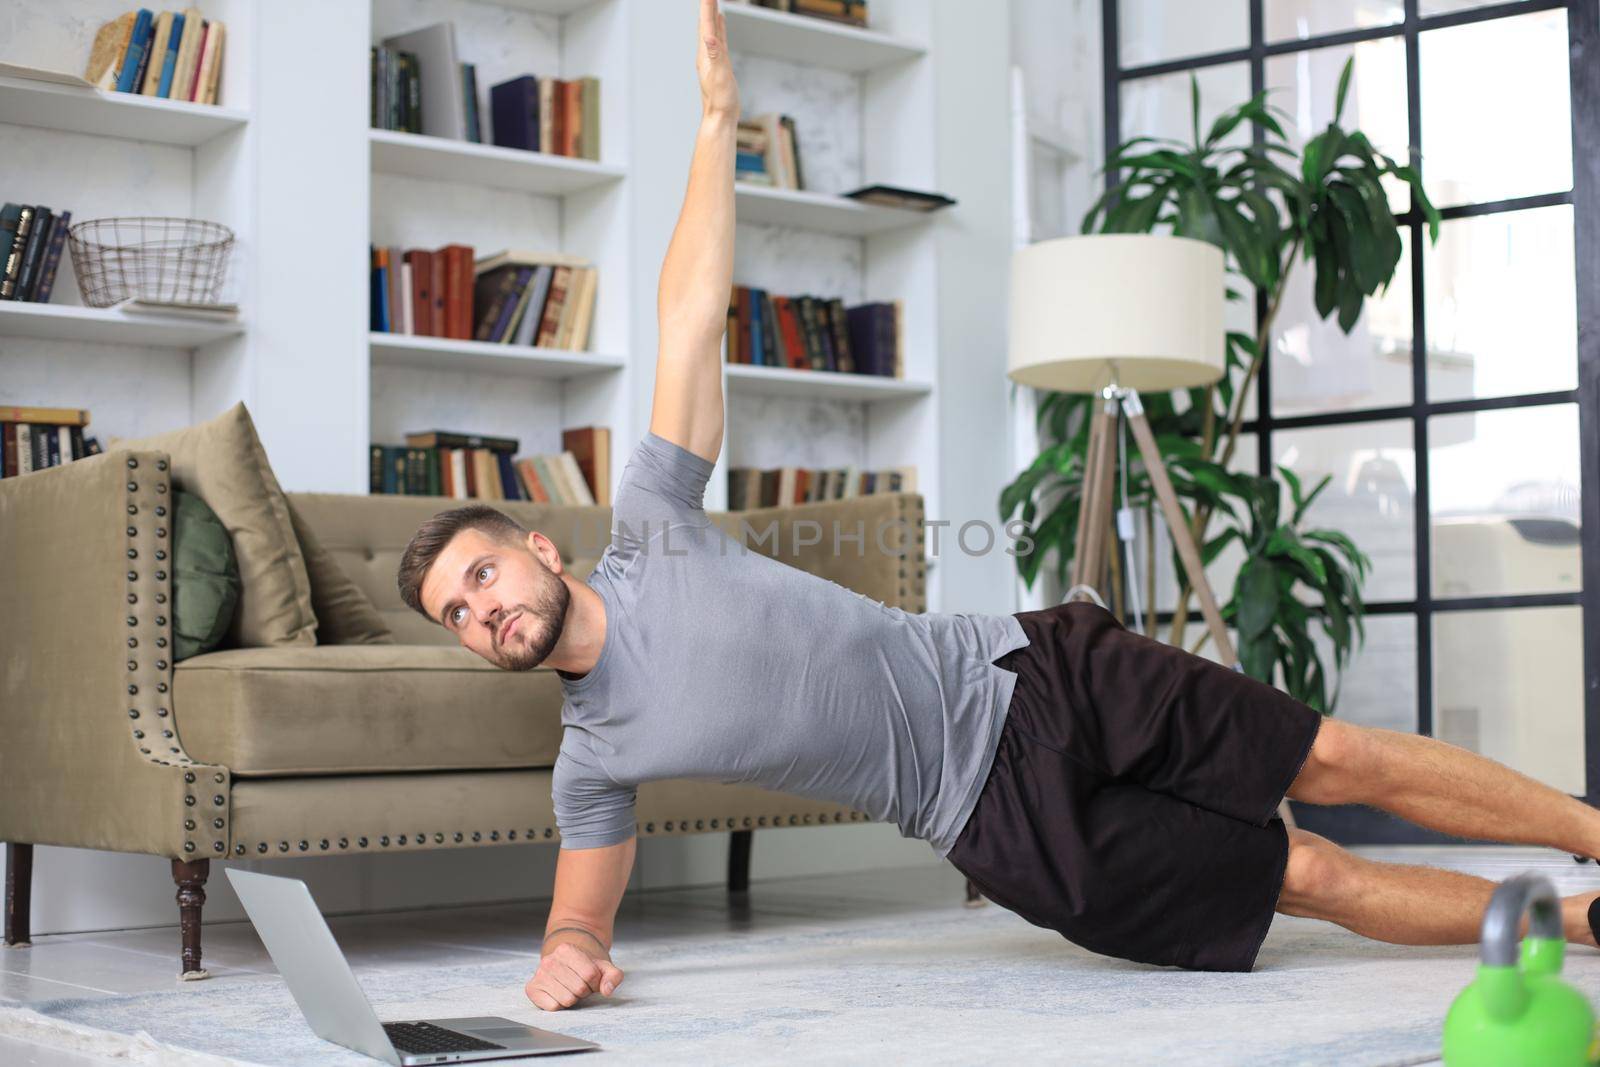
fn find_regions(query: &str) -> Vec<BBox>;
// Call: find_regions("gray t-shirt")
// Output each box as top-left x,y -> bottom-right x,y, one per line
552,431 -> 1030,857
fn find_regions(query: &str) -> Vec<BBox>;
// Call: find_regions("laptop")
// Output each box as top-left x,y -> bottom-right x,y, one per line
226,868 -> 600,1063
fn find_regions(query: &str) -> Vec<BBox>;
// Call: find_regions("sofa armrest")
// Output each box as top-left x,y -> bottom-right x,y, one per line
0,449 -> 231,860
709,492 -> 926,613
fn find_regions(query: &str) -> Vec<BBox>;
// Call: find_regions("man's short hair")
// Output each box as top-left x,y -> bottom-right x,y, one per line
397,505 -> 527,620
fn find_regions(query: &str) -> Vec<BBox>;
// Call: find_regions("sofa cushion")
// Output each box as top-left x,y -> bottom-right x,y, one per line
288,499 -> 394,645
173,645 -> 564,776
117,403 -> 317,648
172,490 -> 241,661
285,492 -> 608,646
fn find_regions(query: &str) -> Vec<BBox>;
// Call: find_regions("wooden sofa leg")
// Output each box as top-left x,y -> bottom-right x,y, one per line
171,858 -> 210,980
4,843 -> 32,947
728,830 -> 752,894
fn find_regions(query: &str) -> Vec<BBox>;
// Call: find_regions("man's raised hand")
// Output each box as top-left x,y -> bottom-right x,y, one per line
525,941 -> 626,1011
696,0 -> 738,118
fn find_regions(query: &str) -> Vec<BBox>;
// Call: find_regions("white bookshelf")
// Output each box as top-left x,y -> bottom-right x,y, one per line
370,333 -> 624,379
0,74 -> 249,147
724,362 -> 930,402
369,129 -> 625,196
733,181 -> 932,236
721,4 -> 926,72
0,302 -> 244,347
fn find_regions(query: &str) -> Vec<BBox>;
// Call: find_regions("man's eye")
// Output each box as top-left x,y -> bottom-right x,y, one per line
450,607 -> 466,626
477,565 -> 493,583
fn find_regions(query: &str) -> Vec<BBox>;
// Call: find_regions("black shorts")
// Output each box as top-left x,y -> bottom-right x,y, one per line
947,601 -> 1323,972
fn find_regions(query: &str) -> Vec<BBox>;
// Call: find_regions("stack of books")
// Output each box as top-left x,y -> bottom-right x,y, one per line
726,0 -> 869,28
371,46 -> 482,142
371,426 -> 610,507
471,251 -> 598,350
0,204 -> 72,303
2,406 -> 103,477
735,114 -> 803,189
728,463 -> 914,510
490,75 -> 601,161
370,244 -> 476,340
85,8 -> 225,103
727,286 -> 903,378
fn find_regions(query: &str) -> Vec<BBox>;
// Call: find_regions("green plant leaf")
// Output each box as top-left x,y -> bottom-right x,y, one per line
1333,57 -> 1354,124
1237,558 -> 1279,640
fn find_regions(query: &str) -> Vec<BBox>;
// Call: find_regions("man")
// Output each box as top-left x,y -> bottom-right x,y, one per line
398,0 -> 1600,1013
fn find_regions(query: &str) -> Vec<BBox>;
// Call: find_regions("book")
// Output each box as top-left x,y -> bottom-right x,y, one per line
404,250 -> 433,336
140,11 -> 175,95
197,18 -> 225,105
495,450 -> 523,501
116,10 -> 153,95
185,20 -> 210,101
529,454 -> 568,504
490,75 -> 539,152
387,245 -> 405,334
399,260 -> 415,334
0,406 -> 90,426
461,63 -> 482,143
561,267 -> 598,351
535,266 -> 572,348
473,265 -> 528,342
561,426 -> 611,507
842,184 -> 957,212
382,23 -> 465,139
556,451 -> 595,506
515,458 -> 550,503
2,206 -> 35,300
474,248 -> 590,275
449,449 -> 468,498
405,430 -> 519,453
578,76 -> 601,161
85,12 -> 139,90
0,205 -> 18,297
439,244 -> 475,339
510,265 -> 554,346
538,78 -> 556,154
13,207 -> 50,302
154,11 -> 184,97
171,8 -> 205,103
826,297 -> 855,373
500,267 -> 542,345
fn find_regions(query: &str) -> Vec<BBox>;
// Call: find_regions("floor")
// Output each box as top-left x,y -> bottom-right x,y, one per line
3,846 -> 1597,1066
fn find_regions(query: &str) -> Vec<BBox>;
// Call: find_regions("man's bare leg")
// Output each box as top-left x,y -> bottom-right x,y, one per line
1279,828 -> 1600,948
1279,719 -> 1600,946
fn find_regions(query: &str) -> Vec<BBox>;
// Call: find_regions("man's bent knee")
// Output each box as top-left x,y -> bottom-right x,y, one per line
1286,718 -> 1375,807
1277,829 -> 1346,918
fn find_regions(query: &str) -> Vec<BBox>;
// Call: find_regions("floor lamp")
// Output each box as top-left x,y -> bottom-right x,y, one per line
1005,235 -> 1298,833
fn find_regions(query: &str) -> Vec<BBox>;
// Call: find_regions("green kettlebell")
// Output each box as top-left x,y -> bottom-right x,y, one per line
1443,873 -> 1596,1067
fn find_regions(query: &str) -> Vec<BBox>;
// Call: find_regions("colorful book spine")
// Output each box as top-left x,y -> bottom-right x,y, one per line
116,9 -> 154,94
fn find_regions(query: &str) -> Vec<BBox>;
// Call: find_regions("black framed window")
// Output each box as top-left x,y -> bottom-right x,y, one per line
1102,0 -> 1600,843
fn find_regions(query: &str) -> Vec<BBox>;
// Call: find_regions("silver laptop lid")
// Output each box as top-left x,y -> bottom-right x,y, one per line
225,868 -> 401,1066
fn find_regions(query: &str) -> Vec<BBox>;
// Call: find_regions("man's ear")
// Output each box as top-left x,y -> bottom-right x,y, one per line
527,529 -> 565,575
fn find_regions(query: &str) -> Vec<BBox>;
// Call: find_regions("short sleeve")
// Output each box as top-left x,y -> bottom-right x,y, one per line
552,734 -> 638,850
609,431 -> 716,557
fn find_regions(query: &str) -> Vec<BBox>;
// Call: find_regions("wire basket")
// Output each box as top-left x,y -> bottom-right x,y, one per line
67,217 -> 235,308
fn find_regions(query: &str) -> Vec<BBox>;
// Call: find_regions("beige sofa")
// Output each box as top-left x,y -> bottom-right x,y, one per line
0,445 -> 927,977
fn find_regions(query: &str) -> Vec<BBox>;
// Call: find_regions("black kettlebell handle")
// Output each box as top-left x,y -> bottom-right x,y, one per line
1481,874 -> 1563,966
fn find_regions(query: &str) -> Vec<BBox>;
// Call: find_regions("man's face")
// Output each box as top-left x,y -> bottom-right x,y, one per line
419,527 -> 571,671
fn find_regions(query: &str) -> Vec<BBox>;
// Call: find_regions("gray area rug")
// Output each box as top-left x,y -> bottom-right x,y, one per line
7,901 -> 1599,1066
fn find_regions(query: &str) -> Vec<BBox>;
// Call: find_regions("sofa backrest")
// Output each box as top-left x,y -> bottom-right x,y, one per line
286,493 -> 611,646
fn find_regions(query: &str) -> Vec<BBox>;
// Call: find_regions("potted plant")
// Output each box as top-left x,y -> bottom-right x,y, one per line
1001,59 -> 1441,713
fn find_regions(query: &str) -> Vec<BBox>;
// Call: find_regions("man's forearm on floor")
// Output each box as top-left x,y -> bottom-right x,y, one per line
541,919 -> 612,958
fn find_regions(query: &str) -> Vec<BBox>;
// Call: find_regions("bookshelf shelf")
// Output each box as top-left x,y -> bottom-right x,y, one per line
369,129 -> 625,196
734,183 -> 932,236
0,302 -> 244,347
495,0 -> 604,13
721,5 -> 925,73
724,362 -> 931,402
369,332 -> 625,379
0,75 -> 248,148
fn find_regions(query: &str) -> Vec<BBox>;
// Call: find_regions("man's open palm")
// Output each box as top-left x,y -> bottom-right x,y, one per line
697,0 -> 738,117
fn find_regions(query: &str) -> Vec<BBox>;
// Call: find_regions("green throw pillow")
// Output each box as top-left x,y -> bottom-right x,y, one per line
173,490 -> 242,661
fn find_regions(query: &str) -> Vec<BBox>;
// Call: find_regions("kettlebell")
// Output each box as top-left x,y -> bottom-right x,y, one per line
1442,873 -> 1596,1067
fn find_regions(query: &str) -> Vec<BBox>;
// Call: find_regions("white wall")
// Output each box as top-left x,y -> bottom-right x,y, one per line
1,0 -> 1089,939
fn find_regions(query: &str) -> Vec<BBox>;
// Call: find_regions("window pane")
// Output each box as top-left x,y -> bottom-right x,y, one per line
1271,229 -> 1413,417
1434,606 -> 1585,795
1419,10 -> 1572,206
1312,614 -> 1417,732
1263,34 -> 1411,212
1264,0 -> 1403,44
1118,0 -> 1248,69
1424,205 -> 1577,403
1120,62 -> 1253,149
1429,405 -> 1581,599
1275,420 -> 1416,603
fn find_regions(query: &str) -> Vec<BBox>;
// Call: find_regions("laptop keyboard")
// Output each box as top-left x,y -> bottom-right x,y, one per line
383,1021 -> 506,1054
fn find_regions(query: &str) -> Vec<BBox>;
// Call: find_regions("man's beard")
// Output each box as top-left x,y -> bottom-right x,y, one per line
492,567 -> 571,672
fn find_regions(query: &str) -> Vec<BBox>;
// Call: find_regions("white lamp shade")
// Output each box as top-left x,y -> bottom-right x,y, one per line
1007,234 -> 1226,394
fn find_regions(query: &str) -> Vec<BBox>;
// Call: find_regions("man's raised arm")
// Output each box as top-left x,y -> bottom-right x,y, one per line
651,0 -> 738,467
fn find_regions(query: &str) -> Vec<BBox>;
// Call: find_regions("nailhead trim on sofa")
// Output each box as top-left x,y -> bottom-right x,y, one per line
123,453 -> 231,861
